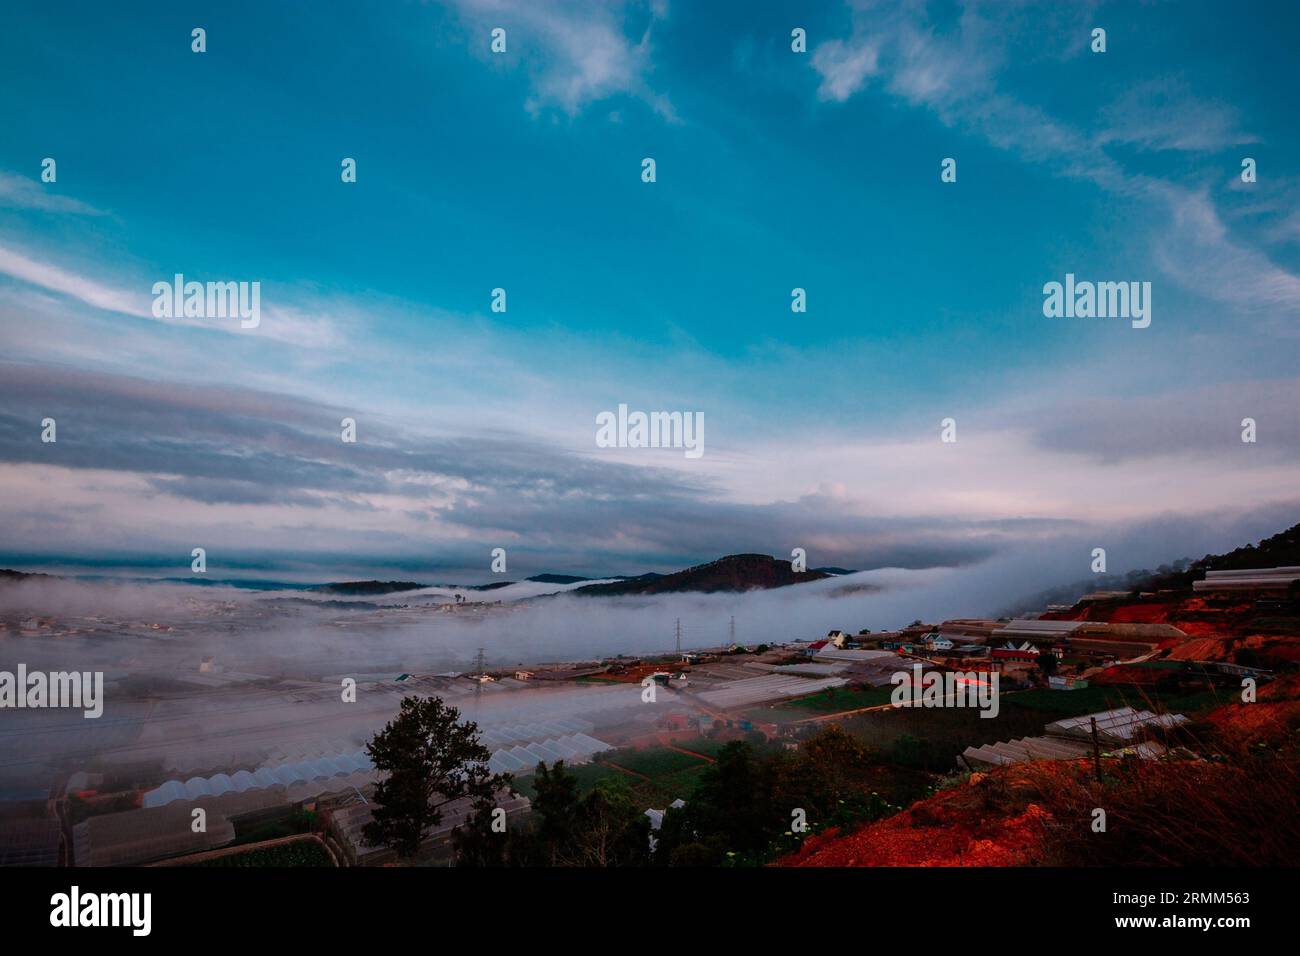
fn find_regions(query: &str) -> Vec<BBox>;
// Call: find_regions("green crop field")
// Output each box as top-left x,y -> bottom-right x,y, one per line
624,764 -> 709,809
1003,685 -> 1229,718
773,684 -> 897,714
602,746 -> 708,778
672,736 -> 729,759
189,839 -> 334,867
507,750 -> 709,810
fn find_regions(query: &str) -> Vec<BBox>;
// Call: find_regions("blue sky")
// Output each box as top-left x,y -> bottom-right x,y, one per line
0,0 -> 1297,581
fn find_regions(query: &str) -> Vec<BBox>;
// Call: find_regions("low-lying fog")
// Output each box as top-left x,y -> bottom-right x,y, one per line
0,511 -> 1287,788
0,535 -> 1177,680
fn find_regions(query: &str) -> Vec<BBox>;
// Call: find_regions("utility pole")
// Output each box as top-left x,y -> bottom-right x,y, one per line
675,619 -> 682,656
729,616 -> 735,646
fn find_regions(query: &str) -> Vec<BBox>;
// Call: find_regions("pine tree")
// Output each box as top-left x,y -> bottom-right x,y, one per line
362,695 -> 508,861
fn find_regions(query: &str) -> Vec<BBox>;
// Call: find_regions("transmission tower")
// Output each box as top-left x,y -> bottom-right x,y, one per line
473,646 -> 486,702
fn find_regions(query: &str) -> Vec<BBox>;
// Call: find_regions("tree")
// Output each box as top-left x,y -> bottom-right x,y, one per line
795,725 -> 871,797
529,760 -> 582,865
363,695 -> 509,861
668,840 -> 719,867
457,762 -> 652,868
570,777 -> 651,867
669,741 -> 774,860
452,796 -> 511,867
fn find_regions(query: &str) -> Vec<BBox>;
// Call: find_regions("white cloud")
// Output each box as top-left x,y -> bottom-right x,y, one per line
812,37 -> 881,101
0,171 -> 107,216
809,2 -> 1300,320
1153,186 -> 1300,317
0,243 -> 148,317
1096,78 -> 1258,152
0,242 -> 346,347
449,0 -> 675,119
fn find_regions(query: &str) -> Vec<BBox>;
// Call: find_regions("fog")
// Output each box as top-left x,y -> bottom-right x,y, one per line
4,506 -> 1269,677
0,507 -> 1290,790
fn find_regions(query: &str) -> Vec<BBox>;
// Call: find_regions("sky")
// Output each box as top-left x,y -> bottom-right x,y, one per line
0,0 -> 1297,583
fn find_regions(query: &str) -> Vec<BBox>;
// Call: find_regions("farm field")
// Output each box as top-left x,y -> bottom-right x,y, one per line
507,745 -> 712,810
772,684 -> 897,714
1001,685 -> 1229,718
188,839 -> 335,868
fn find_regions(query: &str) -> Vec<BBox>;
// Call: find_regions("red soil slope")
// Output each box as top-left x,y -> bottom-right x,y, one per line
779,674 -> 1300,867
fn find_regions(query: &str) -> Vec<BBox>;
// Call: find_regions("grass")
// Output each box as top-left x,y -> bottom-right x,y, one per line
1002,685 -> 1229,718
773,685 -> 897,714
814,682 -> 1232,773
624,764 -> 710,808
836,706 -> 1049,772
673,736 -> 729,758
602,746 -> 708,778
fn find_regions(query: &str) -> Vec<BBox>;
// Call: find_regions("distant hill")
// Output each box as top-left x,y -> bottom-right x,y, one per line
573,554 -> 829,596
263,596 -> 386,610
1001,521 -> 1300,615
313,574 -> 605,595
0,569 -> 55,584
310,580 -> 427,596
814,566 -> 858,575
1185,522 -> 1300,578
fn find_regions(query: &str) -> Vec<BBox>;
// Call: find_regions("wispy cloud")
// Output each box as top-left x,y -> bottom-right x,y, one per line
1096,77 -> 1258,152
809,1 -> 1300,315
0,244 -> 147,317
0,242 -> 346,347
1152,185 -> 1300,318
0,361 -> 1105,575
812,37 -> 880,101
448,0 -> 676,119
0,170 -> 107,216
2,358 -> 1294,577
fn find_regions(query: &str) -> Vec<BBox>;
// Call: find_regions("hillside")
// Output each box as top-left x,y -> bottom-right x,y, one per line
0,569 -> 55,584
310,580 -> 427,595
573,554 -> 829,596
779,674 -> 1300,867
1003,520 -> 1300,615
1188,521 -> 1300,575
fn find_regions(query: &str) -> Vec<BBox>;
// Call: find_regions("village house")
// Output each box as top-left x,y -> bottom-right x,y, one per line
925,634 -> 955,652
